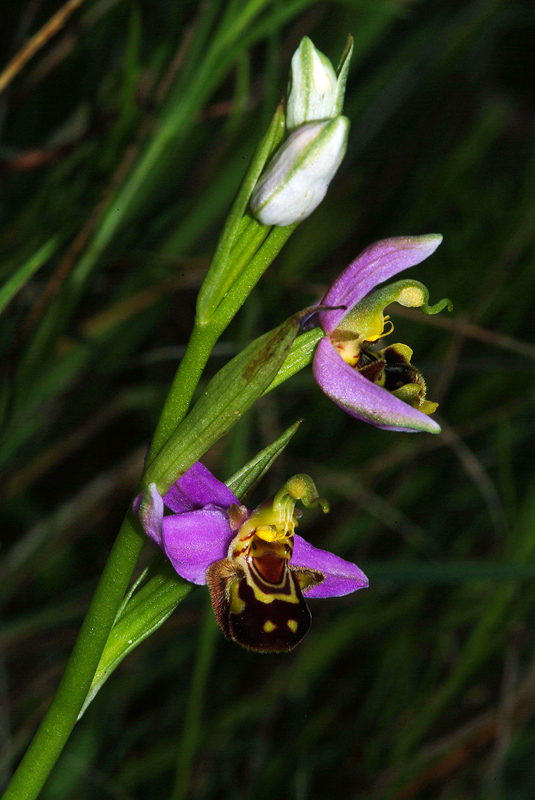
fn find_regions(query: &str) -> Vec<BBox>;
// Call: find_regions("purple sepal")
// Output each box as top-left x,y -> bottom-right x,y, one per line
164,461 -> 239,513
292,534 -> 368,598
319,235 -> 443,334
162,508 -> 233,585
313,338 -> 441,433
135,484 -> 164,547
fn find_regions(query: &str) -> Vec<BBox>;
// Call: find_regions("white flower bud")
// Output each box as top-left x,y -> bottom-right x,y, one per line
286,37 -> 337,130
286,36 -> 353,130
250,116 -> 349,227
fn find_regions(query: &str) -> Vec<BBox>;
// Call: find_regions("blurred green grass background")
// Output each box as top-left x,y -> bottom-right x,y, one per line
1,0 -> 535,797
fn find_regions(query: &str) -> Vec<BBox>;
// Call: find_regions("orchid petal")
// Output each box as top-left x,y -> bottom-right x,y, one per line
161,509 -> 233,585
319,235 -> 443,334
313,338 -> 441,433
134,483 -> 164,547
164,461 -> 238,513
292,534 -> 368,598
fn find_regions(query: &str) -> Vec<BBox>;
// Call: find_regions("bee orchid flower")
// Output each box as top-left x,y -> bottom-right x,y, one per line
313,234 -> 452,433
136,462 -> 367,653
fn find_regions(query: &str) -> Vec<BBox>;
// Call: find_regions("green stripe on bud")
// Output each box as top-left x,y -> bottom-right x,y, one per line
250,117 -> 349,226
286,35 -> 353,130
286,37 -> 338,130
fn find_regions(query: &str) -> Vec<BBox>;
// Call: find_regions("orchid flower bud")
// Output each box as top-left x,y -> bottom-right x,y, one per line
286,38 -> 336,129
286,36 -> 353,130
249,116 -> 349,226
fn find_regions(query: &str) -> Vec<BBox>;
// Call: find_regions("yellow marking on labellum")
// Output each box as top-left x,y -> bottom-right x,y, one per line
224,560 -> 313,653
251,539 -> 299,604
246,559 -> 301,605
206,477 -> 328,652
228,532 -> 312,651
229,581 -> 246,615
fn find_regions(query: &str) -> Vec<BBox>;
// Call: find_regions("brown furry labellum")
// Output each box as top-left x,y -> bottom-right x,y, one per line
206,540 -> 323,653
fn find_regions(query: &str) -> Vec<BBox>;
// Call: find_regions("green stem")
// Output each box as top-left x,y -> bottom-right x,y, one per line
3,220 -> 297,800
1,513 -> 144,800
147,225 -> 296,476
1,306 -> 228,800
3,81 -> 293,800
214,223 -> 296,333
147,321 -> 217,463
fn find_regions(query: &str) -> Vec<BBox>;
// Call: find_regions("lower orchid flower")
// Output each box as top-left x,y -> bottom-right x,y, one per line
136,462 -> 368,653
313,234 -> 452,433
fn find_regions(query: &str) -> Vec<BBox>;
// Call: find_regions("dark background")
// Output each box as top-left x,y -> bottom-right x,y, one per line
1,0 -> 535,798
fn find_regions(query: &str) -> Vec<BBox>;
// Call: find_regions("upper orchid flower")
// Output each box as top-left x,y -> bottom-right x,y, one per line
313,234 -> 452,433
136,462 -> 367,653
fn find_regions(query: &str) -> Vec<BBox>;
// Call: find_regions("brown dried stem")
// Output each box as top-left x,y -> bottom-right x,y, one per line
0,0 -> 89,95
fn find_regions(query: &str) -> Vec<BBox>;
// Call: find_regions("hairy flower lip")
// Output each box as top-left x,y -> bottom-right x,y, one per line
135,462 -> 368,598
311,234 -> 445,433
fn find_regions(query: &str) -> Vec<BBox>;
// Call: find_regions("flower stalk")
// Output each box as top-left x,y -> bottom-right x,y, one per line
1,44 -> 325,798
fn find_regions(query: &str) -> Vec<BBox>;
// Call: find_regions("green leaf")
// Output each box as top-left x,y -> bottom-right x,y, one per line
78,557 -> 192,719
264,327 -> 323,394
226,418 -> 302,500
144,308 -> 315,493
0,237 -> 59,315
333,34 -> 354,116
